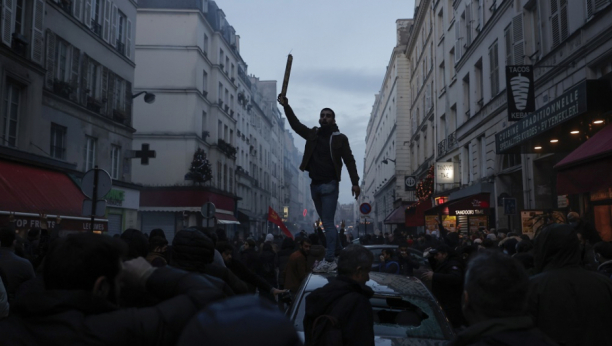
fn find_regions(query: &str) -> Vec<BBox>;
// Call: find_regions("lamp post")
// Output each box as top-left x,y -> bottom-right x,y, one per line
381,157 -> 396,165
132,91 -> 156,104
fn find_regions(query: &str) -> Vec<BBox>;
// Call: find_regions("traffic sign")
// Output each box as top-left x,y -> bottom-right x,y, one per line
82,200 -> 107,217
405,175 -> 417,191
359,203 -> 372,215
81,168 -> 112,199
201,202 -> 216,219
503,198 -> 517,215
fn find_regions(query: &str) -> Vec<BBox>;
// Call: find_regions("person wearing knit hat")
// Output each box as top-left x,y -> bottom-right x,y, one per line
265,233 -> 274,243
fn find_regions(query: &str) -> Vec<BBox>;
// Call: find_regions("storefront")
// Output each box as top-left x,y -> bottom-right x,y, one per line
0,160 -> 108,234
104,184 -> 140,237
138,187 -> 240,242
425,193 -> 492,236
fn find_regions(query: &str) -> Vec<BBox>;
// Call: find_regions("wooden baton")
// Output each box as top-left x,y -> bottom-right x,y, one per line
281,54 -> 293,97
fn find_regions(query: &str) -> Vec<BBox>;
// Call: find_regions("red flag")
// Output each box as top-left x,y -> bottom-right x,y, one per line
268,207 -> 294,239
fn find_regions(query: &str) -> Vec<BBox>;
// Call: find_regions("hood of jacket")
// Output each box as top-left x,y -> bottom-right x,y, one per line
305,276 -> 373,317
172,229 -> 215,273
533,223 -> 581,273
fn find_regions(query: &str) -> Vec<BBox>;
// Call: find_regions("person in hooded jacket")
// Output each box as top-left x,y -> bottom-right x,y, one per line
303,244 -> 374,346
171,229 -> 249,296
258,242 -> 279,302
421,244 -> 466,328
527,223 -> 612,346
449,251 -> 557,346
177,295 -> 302,346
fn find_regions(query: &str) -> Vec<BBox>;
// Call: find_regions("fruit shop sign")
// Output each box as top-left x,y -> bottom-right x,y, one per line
506,65 -> 535,121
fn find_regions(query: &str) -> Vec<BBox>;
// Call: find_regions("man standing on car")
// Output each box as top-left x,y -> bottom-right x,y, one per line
278,95 -> 360,273
303,244 -> 374,346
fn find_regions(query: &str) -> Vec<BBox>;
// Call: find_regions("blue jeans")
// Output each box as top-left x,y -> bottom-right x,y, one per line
311,180 -> 341,262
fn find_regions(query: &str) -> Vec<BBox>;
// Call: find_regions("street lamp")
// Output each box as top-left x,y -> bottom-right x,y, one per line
132,91 -> 156,104
381,157 -> 396,165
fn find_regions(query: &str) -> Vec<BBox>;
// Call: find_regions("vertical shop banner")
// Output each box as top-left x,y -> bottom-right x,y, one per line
506,65 -> 535,121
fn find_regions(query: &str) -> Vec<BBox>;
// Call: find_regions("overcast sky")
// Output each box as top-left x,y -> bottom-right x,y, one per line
217,0 -> 416,204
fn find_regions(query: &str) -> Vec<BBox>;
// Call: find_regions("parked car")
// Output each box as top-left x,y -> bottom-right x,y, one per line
287,272 -> 455,345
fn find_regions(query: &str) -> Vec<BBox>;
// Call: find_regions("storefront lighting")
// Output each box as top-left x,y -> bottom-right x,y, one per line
570,130 -> 580,134
534,146 -> 542,150
594,120 -> 604,124
550,139 -> 559,143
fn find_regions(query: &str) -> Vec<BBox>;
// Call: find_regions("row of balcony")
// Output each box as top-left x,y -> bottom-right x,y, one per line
437,131 -> 458,157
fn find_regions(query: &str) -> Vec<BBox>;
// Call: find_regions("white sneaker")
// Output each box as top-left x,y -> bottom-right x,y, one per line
313,259 -> 338,273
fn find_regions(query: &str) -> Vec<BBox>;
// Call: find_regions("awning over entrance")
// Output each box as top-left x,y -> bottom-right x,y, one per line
405,199 -> 432,227
0,160 -> 107,231
555,123 -> 612,195
426,193 -> 491,215
384,204 -> 407,224
215,212 -> 240,225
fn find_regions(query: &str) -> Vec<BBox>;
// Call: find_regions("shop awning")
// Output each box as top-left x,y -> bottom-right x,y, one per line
384,205 -> 407,224
555,123 -> 612,195
425,193 -> 491,215
215,212 -> 240,225
405,199 -> 432,227
0,160 -> 85,216
0,160 -> 108,232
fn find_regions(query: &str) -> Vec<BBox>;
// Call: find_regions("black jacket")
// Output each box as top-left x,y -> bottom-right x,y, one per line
448,316 -> 558,346
304,276 -> 374,346
528,224 -> 612,346
282,104 -> 359,186
429,254 -> 465,328
0,267 -> 225,345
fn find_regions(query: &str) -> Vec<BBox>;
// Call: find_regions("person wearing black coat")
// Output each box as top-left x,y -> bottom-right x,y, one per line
277,237 -> 296,290
0,233 -> 226,345
528,224 -> 612,346
172,229 -> 249,296
303,245 -> 374,346
449,251 -> 557,346
421,244 -> 465,328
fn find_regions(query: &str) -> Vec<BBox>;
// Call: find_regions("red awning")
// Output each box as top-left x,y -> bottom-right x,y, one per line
384,204 -> 407,224
555,123 -> 612,195
0,160 -> 85,216
405,199 -> 432,227
0,160 -> 108,232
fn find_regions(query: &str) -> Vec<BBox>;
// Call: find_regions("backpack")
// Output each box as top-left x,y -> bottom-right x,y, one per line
308,294 -> 352,346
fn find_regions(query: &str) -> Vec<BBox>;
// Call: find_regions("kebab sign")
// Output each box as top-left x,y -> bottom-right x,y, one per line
506,65 -> 535,121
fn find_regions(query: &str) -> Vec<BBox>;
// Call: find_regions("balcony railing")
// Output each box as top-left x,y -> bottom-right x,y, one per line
447,131 -> 458,151
437,139 -> 447,157
115,41 -> 126,56
91,22 -> 102,37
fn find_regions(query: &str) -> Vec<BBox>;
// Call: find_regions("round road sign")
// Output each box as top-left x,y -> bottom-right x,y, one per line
81,168 -> 112,199
359,203 -> 372,215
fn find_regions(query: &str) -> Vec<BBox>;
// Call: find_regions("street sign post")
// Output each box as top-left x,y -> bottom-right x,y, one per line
359,203 -> 372,215
201,202 -> 216,228
81,167 -> 112,232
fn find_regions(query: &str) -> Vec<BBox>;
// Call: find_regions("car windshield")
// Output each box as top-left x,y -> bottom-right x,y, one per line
293,292 -> 448,340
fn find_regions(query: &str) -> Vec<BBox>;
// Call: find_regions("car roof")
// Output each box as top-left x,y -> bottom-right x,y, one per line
363,244 -> 398,249
303,272 -> 434,299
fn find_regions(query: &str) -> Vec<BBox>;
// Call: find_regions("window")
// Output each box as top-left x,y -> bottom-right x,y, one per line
479,136 -> 486,178
115,11 -> 127,55
217,120 -> 222,140
203,34 -> 209,55
475,58 -> 483,107
14,0 -> 25,35
57,40 -> 70,82
489,40 -> 499,96
203,70 -> 208,95
84,136 -> 97,171
114,77 -> 124,111
223,164 -> 228,190
111,145 -> 121,179
50,123 -> 67,160
504,14 -> 524,65
550,0 -> 568,47
463,74 -> 470,120
219,49 -> 224,66
2,81 -> 21,148
90,0 -> 103,35
217,162 -> 222,188
502,153 -> 522,169
87,60 -> 100,99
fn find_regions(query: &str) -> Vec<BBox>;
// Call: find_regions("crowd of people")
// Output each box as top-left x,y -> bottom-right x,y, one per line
1,210 -> 612,345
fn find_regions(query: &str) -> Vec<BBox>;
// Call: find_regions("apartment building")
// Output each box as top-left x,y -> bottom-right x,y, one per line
363,19 -> 413,232
0,0 -> 140,235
